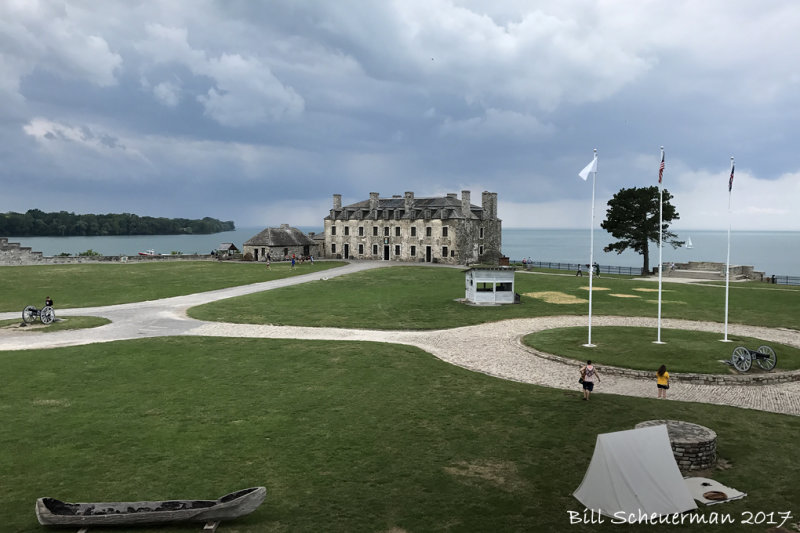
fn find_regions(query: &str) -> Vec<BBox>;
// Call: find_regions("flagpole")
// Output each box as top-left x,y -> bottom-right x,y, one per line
655,146 -> 665,344
584,149 -> 598,348
723,156 -> 734,341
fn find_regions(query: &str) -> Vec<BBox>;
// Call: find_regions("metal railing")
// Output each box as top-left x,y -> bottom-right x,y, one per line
770,275 -> 800,286
514,260 -> 643,276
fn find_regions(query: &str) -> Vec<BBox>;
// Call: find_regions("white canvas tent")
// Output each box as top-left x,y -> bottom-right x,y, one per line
573,425 -> 697,522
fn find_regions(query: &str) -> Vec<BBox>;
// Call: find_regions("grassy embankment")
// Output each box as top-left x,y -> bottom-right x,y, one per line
3,337 -> 800,533
1,264 -> 798,531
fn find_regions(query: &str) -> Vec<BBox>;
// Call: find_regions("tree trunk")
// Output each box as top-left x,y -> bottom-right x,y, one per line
642,240 -> 650,274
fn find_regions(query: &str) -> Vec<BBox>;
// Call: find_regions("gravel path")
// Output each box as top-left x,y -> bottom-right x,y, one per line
3,263 -> 799,416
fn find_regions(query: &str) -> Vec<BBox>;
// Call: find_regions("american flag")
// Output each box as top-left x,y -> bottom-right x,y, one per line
658,152 -> 665,184
729,163 -> 735,192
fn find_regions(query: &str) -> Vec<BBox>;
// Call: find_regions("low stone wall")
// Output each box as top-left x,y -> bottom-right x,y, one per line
1,239 -> 215,266
635,420 -> 717,471
20,254 -> 216,265
672,261 -> 764,281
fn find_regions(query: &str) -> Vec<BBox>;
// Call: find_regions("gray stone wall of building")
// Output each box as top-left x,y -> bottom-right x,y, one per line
322,190 -> 501,265
241,244 -> 312,262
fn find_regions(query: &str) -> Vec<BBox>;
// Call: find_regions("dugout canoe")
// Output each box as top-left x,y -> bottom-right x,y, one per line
35,486 -> 266,527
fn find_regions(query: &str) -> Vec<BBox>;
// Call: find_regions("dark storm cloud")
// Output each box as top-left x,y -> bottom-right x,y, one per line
1,0 -> 799,229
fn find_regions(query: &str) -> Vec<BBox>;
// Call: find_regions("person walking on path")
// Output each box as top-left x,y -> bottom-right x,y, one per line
291,256 -> 296,269
657,364 -> 670,399
576,264 -> 583,277
265,256 -> 271,270
580,360 -> 600,400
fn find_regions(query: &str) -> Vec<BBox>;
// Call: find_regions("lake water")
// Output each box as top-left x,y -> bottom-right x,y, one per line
6,227 -> 799,276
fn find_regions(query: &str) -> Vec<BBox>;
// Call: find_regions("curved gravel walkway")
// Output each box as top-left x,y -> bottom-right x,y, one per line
2,263 -> 799,416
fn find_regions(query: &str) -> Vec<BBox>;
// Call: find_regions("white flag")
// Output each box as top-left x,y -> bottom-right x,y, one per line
578,157 -> 597,181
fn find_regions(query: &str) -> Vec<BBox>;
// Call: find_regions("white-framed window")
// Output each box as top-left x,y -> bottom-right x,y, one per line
395,226 -> 401,237
373,226 -> 378,236
331,226 -> 336,235
442,246 -> 448,257
410,245 -> 416,257
394,245 -> 401,256
442,227 -> 448,237
358,226 -> 364,236
358,244 -> 364,254
479,227 -> 484,239
411,226 -> 417,237
332,243 -> 337,254
426,226 -> 432,237
479,245 -> 484,255
344,226 -> 350,236
372,244 -> 378,254
384,226 -> 390,236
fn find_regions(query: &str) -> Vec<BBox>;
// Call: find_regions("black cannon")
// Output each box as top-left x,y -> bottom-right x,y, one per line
22,305 -> 55,325
730,345 -> 777,372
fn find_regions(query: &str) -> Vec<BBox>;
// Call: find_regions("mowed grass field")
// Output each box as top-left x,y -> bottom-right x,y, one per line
523,327 -> 800,373
2,263 -> 799,531
3,337 -> 800,533
189,266 -> 800,331
0,260 -> 346,311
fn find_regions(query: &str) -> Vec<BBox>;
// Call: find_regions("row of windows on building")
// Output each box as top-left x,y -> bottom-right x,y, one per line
330,243 -> 486,258
331,225 -> 486,239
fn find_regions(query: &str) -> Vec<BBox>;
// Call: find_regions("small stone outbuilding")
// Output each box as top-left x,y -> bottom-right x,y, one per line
464,266 -> 516,305
243,224 -> 318,261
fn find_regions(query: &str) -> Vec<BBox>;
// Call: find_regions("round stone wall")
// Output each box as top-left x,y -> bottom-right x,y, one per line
635,420 -> 717,471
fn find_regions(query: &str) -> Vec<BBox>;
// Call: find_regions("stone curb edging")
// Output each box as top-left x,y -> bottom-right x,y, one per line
516,336 -> 800,386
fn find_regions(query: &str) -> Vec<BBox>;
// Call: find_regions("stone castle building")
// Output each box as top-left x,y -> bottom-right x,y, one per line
322,191 -> 501,265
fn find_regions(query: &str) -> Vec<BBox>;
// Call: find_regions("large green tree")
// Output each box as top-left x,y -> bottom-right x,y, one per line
600,186 -> 683,274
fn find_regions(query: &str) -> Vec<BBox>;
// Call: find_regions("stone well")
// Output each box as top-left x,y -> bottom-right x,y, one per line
635,420 -> 717,471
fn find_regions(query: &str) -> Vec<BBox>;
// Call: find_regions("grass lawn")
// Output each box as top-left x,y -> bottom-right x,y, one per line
0,261 -> 346,312
3,337 -> 799,532
523,327 -> 800,373
0,316 -> 110,333
188,267 -> 800,331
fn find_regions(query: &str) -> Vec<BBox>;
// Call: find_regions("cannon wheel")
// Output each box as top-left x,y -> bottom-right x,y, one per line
756,345 -> 777,371
731,346 -> 752,372
22,305 -> 37,324
40,306 -> 55,325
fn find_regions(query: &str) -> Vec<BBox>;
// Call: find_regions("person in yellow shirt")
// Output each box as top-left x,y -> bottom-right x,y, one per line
656,365 -> 670,399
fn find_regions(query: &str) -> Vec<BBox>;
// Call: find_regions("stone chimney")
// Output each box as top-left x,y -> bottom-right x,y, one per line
333,194 -> 342,210
461,190 -> 471,218
482,191 -> 497,220
404,191 -> 414,212
369,192 -> 379,212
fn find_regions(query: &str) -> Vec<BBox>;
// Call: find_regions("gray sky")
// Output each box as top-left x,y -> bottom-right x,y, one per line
3,1 -> 799,230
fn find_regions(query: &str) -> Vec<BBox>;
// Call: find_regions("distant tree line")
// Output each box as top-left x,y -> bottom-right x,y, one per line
0,209 -> 235,236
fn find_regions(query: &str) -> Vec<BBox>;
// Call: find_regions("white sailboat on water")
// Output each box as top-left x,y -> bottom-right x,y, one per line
685,236 -> 693,249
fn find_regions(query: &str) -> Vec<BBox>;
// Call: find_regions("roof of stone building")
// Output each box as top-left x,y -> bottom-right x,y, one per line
244,226 -> 316,247
327,195 -> 484,221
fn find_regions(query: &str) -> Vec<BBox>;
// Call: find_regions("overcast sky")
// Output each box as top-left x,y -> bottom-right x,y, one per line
3,1 -> 799,231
